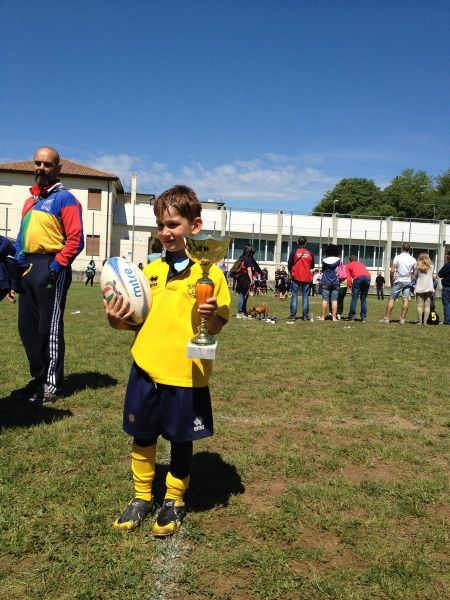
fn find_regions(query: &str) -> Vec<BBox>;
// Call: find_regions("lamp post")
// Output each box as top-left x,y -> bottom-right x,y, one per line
425,203 -> 436,220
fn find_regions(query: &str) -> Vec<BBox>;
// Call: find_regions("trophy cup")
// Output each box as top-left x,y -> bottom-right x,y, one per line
184,234 -> 231,360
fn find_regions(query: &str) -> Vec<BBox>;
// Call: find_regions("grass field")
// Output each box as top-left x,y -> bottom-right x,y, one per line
0,283 -> 449,600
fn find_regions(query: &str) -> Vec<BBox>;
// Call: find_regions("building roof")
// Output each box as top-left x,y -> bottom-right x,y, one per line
0,158 -> 119,181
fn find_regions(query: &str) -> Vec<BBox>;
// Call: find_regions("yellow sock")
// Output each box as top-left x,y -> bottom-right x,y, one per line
164,471 -> 190,502
131,442 -> 156,502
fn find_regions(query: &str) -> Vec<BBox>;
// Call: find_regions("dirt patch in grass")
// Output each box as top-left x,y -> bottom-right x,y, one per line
337,462 -> 404,483
242,478 -> 287,512
428,502 -> 450,521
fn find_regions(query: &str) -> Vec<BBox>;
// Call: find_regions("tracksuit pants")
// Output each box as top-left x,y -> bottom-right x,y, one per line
18,254 -> 72,393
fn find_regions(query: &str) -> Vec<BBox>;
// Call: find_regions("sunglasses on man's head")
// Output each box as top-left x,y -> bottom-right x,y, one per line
34,160 -> 55,168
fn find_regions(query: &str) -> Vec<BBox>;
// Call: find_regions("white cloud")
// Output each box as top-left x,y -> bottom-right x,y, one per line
88,152 -> 336,207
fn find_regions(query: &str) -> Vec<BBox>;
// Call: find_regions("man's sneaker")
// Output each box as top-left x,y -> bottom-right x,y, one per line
10,380 -> 41,399
152,498 -> 186,537
336,314 -> 341,320
287,315 -> 296,320
29,385 -> 64,406
379,317 -> 389,324
399,319 -> 406,325
113,497 -> 155,531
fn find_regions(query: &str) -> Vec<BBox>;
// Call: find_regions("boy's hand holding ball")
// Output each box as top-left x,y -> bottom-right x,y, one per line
103,294 -> 136,330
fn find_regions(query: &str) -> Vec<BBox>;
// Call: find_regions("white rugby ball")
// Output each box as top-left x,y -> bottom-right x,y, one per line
101,257 -> 152,325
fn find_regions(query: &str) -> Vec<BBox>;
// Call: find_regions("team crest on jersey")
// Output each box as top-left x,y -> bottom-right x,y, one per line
39,199 -> 53,212
149,275 -> 158,288
187,283 -> 196,298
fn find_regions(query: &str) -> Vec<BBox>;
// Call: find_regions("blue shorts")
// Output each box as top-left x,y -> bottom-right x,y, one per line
123,362 -> 213,442
322,285 -> 339,302
390,281 -> 412,300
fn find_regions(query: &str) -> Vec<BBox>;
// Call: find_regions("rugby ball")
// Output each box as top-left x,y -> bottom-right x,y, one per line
101,257 -> 152,325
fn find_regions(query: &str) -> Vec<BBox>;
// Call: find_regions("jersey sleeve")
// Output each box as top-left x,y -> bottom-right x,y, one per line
55,194 -> 84,268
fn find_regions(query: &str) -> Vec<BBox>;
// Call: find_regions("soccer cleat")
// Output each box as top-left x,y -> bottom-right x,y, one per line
29,385 -> 64,406
113,497 -> 155,531
152,498 -> 186,537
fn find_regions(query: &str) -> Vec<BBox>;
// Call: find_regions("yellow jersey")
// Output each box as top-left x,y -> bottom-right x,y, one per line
131,258 -> 230,387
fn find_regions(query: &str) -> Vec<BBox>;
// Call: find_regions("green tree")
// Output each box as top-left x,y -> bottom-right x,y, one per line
433,169 -> 450,220
382,169 -> 435,219
313,178 -> 384,215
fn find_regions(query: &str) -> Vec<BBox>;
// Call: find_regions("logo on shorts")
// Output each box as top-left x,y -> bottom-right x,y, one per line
193,416 -> 204,432
128,413 -> 136,424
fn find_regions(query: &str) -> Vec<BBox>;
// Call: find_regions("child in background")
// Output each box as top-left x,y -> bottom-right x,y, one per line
0,235 -> 24,303
104,185 -> 230,537
427,301 -> 440,325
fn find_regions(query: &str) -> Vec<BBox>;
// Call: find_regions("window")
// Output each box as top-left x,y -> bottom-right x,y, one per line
266,240 -> 275,261
343,244 -> 359,262
374,246 -> 383,268
88,189 -> 102,210
281,241 -> 289,262
86,235 -> 100,256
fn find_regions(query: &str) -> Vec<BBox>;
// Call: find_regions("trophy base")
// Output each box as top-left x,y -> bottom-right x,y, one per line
186,341 -> 217,360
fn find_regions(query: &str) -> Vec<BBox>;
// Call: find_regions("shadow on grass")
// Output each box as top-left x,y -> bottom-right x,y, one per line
63,371 -> 118,397
153,451 -> 245,512
0,396 -> 73,431
0,371 -> 117,431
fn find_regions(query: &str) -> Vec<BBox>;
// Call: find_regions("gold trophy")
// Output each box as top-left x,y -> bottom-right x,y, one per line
184,234 -> 231,360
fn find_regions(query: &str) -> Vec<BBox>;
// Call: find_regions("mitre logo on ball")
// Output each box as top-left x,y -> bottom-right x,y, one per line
100,257 -> 152,325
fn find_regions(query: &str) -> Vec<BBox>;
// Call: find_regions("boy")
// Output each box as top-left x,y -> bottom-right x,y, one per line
104,185 -> 230,537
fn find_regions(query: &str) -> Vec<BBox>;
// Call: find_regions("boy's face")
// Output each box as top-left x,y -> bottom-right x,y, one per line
156,207 -> 202,257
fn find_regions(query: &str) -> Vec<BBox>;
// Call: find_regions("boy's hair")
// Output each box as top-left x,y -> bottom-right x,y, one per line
402,242 -> 410,252
349,255 -> 358,262
154,185 -> 202,222
298,237 -> 307,246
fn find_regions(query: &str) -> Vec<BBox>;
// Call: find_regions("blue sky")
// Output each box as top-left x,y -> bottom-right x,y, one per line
1,0 -> 449,211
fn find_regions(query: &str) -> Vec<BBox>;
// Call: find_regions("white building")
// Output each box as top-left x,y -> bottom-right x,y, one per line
1,159 -> 448,282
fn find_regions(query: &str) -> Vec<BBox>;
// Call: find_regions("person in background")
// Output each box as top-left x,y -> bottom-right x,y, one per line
219,260 -> 228,284
148,238 -> 163,263
329,261 -> 348,320
319,244 -> 340,321
438,250 -> 450,325
236,245 -> 261,318
413,253 -> 434,325
0,235 -> 24,303
313,269 -> 322,295
10,146 -> 84,404
426,301 -> 440,325
375,272 -> 385,300
287,237 -> 315,320
432,274 -> 438,301
380,242 -> 416,325
345,256 -> 371,322
85,259 -> 96,285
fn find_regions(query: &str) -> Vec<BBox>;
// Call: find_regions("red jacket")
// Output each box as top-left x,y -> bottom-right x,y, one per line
288,247 -> 315,282
346,261 -> 371,285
